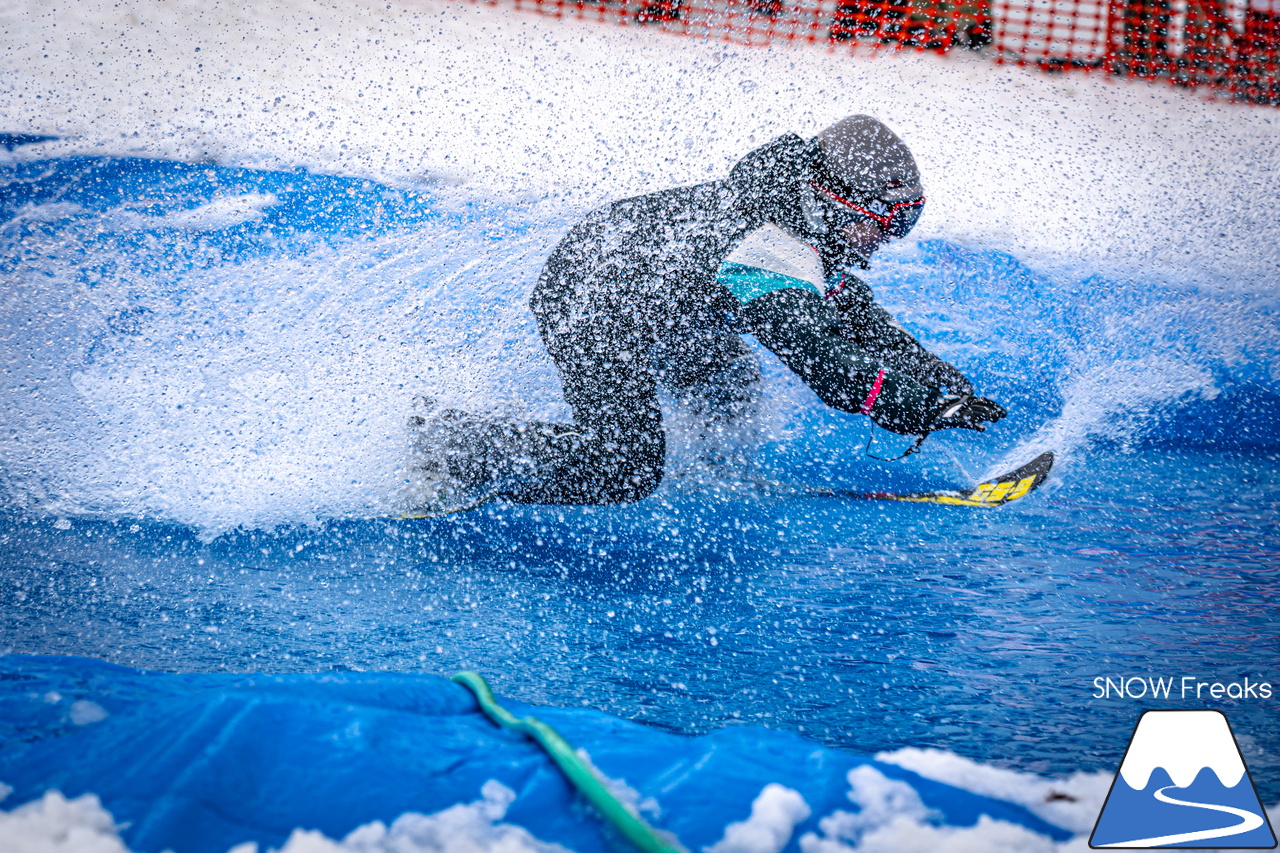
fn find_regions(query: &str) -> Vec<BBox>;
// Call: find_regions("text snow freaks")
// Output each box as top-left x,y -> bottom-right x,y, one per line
1092,676 -> 1273,700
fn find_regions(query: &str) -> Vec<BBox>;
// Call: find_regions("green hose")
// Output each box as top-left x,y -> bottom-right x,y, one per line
451,671 -> 686,853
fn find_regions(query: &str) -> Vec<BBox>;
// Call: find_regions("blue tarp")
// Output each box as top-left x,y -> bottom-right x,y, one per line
0,654 -> 1072,852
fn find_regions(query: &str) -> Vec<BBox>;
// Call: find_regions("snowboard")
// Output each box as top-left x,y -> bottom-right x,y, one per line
810,450 -> 1055,507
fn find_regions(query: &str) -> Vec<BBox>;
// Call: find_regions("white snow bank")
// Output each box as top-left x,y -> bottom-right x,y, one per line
3,772 -> 1276,853
0,790 -> 131,853
1,0 -> 1277,290
0,782 -> 570,853
706,783 -> 811,853
877,746 -> 1112,834
261,780 -> 571,853
798,765 -> 1088,852
877,748 -> 1280,853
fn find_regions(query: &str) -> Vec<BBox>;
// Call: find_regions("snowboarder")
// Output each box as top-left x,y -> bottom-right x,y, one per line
411,115 -> 1005,509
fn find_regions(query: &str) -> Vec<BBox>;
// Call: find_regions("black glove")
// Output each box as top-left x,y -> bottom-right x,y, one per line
928,394 -> 1006,432
921,359 -> 974,397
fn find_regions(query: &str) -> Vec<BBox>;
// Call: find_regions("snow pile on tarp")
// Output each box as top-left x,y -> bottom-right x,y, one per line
0,655 -> 1089,853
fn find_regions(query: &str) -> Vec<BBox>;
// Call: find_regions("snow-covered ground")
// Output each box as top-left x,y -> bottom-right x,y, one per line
2,0 -> 1278,290
0,761 -> 1112,853
2,757 -> 1275,853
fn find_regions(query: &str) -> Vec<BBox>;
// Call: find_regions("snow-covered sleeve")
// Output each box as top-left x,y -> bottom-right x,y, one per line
826,273 -> 974,396
719,224 -> 955,433
716,223 -> 824,304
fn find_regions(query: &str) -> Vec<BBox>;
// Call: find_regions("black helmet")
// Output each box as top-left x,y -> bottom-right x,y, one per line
807,115 -> 925,239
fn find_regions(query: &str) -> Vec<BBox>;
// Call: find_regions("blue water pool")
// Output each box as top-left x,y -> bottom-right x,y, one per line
1,137 -> 1277,847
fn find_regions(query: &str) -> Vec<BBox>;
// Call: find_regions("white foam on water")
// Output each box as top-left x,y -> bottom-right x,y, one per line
971,282 -> 1280,479
104,193 -> 280,232
1,0 -> 1277,530
0,213 -> 568,534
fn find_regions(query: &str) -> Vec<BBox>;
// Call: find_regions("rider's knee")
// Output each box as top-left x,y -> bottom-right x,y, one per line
594,434 -> 664,503
610,460 -> 663,503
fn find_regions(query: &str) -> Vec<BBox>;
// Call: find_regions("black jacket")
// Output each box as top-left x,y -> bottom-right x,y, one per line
533,134 -> 967,434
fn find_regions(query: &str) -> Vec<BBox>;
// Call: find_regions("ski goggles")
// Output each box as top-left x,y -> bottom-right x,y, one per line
809,180 -> 925,239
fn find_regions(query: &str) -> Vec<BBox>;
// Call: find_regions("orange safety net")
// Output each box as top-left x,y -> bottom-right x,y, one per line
461,0 -> 1280,105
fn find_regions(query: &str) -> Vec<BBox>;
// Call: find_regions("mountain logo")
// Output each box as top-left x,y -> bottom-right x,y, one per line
1090,710 -> 1276,848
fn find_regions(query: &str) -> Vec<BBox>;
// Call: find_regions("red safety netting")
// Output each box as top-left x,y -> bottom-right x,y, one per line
461,0 -> 1280,105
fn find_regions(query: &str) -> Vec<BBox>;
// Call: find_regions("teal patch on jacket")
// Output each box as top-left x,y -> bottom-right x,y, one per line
717,262 -> 822,304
